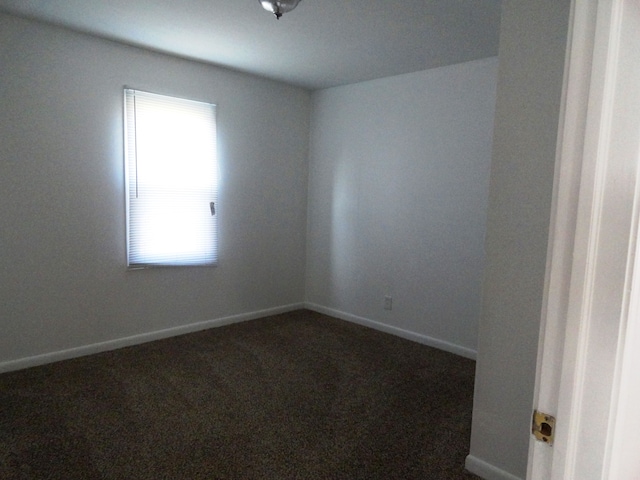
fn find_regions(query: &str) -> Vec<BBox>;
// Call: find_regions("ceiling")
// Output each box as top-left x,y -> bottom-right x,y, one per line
0,0 -> 501,90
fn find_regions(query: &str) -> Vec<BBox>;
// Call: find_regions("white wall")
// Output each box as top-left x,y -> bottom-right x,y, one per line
305,58 -> 498,358
0,13 -> 310,369
466,2 -> 572,479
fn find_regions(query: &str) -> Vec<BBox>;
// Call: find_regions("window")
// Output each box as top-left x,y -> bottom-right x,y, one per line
124,89 -> 218,267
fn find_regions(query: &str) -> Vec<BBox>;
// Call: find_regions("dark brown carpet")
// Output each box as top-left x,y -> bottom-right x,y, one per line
0,309 -> 480,479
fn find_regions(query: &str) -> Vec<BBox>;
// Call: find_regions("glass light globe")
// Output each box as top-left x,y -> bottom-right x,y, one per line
260,0 -> 302,19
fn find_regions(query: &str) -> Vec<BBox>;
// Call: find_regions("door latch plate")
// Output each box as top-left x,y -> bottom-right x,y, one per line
532,410 -> 555,445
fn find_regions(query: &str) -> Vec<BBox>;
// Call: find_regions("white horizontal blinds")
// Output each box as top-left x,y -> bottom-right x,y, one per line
124,89 -> 218,266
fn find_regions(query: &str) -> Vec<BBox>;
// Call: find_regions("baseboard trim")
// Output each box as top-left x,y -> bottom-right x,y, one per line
0,303 -> 305,374
465,455 -> 523,480
304,302 -> 477,360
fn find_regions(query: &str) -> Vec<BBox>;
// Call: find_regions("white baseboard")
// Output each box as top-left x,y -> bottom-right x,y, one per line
465,455 -> 523,480
0,303 -> 305,374
304,302 -> 477,360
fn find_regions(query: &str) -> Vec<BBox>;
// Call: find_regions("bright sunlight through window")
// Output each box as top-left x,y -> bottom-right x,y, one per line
124,89 -> 218,267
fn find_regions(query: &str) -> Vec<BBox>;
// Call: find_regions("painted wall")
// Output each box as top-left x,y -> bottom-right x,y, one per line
0,13 -> 310,368
305,58 -> 498,358
466,1 -> 572,479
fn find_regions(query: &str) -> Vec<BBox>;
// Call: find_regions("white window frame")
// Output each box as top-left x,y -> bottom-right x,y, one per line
123,88 -> 219,268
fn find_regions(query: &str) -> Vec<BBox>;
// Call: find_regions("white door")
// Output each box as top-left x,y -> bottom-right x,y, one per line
528,1 -> 640,479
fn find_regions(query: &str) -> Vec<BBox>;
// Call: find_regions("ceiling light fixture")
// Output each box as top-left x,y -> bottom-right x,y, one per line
260,0 -> 302,19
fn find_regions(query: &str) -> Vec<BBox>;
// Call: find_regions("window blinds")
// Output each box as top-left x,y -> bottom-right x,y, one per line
124,89 -> 218,267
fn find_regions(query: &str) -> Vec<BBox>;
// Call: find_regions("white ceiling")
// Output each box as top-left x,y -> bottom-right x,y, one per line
0,0 -> 501,90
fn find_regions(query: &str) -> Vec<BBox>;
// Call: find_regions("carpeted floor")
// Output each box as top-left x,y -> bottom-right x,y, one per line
0,309 -> 480,479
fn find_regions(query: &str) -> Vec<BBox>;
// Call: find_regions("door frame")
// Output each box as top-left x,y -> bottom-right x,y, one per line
528,0 -> 640,478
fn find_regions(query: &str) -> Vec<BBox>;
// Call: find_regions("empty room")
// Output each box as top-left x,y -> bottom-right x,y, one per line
0,1 -> 587,479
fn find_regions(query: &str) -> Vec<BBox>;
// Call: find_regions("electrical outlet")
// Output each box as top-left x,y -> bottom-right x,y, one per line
384,295 -> 392,310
